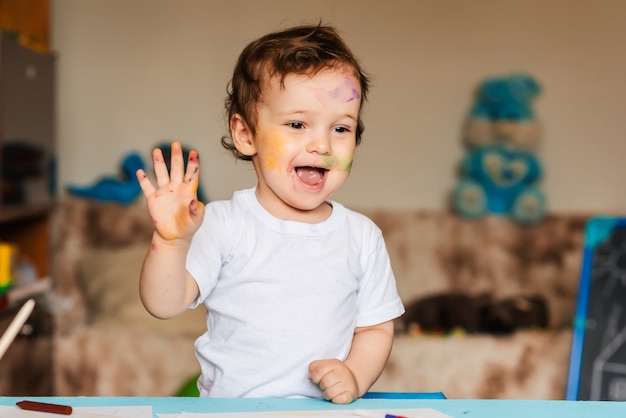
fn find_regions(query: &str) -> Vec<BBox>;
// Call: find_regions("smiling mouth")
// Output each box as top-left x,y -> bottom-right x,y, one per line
295,166 -> 328,186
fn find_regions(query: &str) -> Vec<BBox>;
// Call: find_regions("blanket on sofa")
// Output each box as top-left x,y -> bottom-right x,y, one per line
49,197 -> 588,398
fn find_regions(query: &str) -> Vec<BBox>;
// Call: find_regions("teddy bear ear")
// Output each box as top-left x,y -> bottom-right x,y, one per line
469,77 -> 506,119
509,73 -> 542,98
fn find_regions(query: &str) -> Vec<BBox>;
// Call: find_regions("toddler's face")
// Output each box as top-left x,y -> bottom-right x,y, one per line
250,67 -> 361,221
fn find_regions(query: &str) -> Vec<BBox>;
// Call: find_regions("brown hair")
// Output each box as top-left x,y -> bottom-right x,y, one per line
222,24 -> 370,160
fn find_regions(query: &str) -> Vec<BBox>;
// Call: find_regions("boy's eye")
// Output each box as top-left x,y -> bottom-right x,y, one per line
287,122 -> 304,129
334,126 -> 350,133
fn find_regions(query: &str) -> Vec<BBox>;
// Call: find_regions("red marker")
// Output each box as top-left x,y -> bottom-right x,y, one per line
16,400 -> 73,415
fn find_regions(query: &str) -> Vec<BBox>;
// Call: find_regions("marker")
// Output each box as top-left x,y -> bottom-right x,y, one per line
16,400 -> 73,415
355,411 -> 416,418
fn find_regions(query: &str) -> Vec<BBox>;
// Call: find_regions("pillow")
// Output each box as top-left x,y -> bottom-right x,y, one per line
78,244 -> 207,336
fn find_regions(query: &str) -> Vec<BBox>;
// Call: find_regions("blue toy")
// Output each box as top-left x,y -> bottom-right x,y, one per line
67,143 -> 208,205
67,152 -> 145,205
465,73 -> 542,150
453,144 -> 546,223
453,73 -> 547,224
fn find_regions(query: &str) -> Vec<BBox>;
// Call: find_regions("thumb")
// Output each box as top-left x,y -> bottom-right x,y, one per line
189,199 -> 205,219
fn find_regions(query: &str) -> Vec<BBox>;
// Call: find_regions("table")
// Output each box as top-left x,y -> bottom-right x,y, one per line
1,396 -> 625,418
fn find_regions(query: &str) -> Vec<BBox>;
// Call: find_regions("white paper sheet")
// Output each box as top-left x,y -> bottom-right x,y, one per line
157,408 -> 451,418
0,405 -> 152,418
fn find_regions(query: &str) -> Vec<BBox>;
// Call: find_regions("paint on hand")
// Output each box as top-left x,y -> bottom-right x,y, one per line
188,150 -> 201,194
173,202 -> 190,236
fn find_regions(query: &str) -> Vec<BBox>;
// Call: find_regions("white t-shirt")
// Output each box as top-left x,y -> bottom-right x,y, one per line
186,188 -> 404,398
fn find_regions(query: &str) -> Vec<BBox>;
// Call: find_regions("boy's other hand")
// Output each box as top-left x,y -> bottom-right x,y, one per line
308,359 -> 358,404
136,141 -> 204,243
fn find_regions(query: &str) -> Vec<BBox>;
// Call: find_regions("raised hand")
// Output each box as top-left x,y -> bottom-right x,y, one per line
308,359 -> 359,404
136,141 -> 205,243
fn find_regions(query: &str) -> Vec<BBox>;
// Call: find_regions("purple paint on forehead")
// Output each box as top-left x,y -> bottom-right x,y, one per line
329,77 -> 361,102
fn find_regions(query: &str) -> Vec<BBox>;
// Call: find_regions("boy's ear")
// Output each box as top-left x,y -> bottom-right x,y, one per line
230,114 -> 256,157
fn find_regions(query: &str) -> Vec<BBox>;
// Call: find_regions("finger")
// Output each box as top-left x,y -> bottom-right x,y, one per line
184,149 -> 201,192
330,391 -> 354,405
312,366 -> 339,396
308,360 -> 328,385
153,148 -> 170,188
169,141 -> 185,184
320,378 -> 341,401
189,199 -> 205,219
136,169 -> 156,197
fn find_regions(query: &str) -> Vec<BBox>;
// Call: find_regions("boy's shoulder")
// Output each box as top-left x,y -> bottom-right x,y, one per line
336,202 -> 383,235
202,188 -> 253,224
205,188 -> 253,209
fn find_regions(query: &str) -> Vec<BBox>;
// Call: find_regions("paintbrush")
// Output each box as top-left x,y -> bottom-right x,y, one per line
0,298 -> 35,360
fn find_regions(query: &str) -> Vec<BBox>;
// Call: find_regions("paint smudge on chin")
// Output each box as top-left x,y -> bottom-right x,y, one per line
329,77 -> 361,103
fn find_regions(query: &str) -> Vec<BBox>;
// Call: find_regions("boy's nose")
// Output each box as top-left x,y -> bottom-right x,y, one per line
307,133 -> 331,155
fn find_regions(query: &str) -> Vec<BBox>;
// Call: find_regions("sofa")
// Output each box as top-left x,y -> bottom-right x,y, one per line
48,196 -> 588,399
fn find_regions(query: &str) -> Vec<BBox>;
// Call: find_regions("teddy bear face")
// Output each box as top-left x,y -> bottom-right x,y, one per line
465,118 -> 541,150
464,73 -> 542,151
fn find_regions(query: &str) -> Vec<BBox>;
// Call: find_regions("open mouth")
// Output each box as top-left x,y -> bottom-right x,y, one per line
295,166 -> 328,186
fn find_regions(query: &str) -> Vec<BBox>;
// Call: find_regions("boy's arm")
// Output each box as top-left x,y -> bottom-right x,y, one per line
309,320 -> 394,404
136,141 -> 204,319
139,232 -> 201,319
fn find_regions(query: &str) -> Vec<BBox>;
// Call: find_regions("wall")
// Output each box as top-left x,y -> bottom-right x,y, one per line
51,0 -> 626,212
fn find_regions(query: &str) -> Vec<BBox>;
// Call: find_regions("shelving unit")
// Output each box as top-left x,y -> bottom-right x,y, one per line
0,32 -> 55,396
0,32 -> 55,282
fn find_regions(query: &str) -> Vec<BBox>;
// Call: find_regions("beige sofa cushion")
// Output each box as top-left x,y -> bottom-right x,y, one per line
78,244 -> 207,336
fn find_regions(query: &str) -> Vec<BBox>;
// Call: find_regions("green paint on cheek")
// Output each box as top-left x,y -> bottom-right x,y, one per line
334,156 -> 353,172
323,155 -> 353,172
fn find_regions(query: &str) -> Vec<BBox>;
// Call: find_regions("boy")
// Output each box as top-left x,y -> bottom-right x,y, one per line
136,24 -> 404,404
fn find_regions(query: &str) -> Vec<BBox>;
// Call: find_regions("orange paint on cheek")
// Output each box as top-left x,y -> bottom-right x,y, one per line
260,130 -> 286,173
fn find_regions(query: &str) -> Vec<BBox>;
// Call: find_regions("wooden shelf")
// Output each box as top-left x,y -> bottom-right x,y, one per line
0,202 -> 54,224
0,34 -> 55,282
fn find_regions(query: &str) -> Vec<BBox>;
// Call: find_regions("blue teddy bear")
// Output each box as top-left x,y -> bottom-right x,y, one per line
453,73 -> 547,224
453,144 -> 546,224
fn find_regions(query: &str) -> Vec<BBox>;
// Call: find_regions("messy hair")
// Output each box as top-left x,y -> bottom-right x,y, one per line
221,23 -> 370,160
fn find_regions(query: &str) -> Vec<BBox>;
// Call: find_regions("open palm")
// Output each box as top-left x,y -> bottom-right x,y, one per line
136,141 -> 204,243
